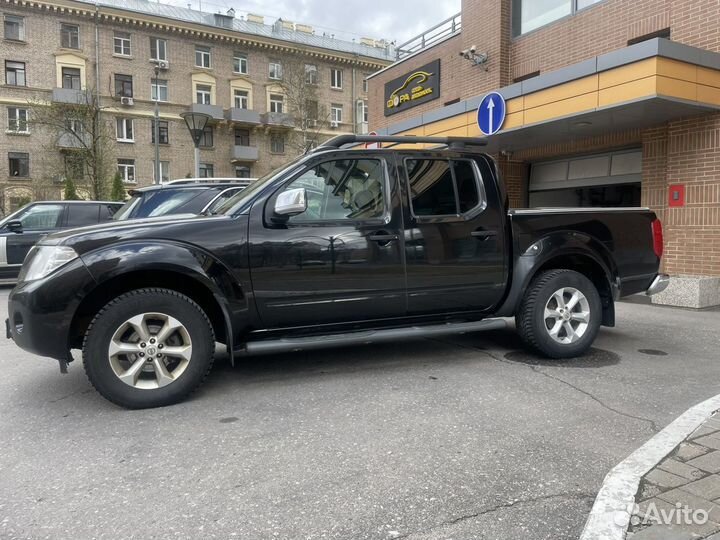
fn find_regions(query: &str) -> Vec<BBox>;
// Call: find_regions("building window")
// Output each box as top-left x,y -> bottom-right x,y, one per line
234,128 -> 250,146
196,84 -> 212,105
150,37 -> 167,61
4,14 -> 24,41
363,77 -> 369,93
234,89 -> 249,109
61,67 -> 81,90
114,74 -> 133,97
7,107 -> 29,133
235,165 -> 251,178
5,61 -> 25,86
357,100 -> 369,129
305,64 -> 318,85
151,78 -> 168,101
306,99 -> 318,121
269,94 -> 284,114
113,31 -> 131,56
151,120 -> 169,144
153,160 -> 170,183
117,159 -> 135,183
270,133 -> 285,154
512,0 -> 601,36
233,52 -> 248,74
60,23 -> 79,49
116,118 -> 134,142
199,126 -> 213,148
66,118 -> 84,136
8,152 -> 29,177
198,163 -> 214,178
269,61 -> 282,80
330,68 -> 343,89
195,46 -> 211,68
331,104 -> 343,124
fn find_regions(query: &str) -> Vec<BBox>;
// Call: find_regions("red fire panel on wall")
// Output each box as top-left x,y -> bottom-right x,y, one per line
669,184 -> 685,207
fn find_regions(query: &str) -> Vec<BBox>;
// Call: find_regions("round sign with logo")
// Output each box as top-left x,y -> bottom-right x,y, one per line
477,92 -> 507,136
365,131 -> 381,149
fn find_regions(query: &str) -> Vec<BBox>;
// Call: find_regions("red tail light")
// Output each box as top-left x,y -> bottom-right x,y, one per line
651,219 -> 664,259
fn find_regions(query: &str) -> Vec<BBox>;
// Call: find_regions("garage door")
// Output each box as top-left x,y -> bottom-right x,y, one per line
529,149 -> 642,208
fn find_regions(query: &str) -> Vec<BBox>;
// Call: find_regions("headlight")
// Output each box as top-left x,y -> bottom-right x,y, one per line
20,246 -> 79,282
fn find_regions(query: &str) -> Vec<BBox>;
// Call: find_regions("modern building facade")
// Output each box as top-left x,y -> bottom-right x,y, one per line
367,0 -> 720,308
0,0 -> 393,211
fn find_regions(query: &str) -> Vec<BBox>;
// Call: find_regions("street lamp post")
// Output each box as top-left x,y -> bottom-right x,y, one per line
152,66 -> 161,184
179,111 -> 211,178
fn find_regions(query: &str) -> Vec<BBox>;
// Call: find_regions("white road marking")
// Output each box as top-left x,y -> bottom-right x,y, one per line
580,394 -> 720,540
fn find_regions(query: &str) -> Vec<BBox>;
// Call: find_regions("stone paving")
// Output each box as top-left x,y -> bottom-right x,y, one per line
629,412 -> 720,539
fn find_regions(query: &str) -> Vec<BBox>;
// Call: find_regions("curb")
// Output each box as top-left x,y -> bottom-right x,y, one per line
580,394 -> 720,540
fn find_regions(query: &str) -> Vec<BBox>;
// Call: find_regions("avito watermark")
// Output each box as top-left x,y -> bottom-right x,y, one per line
616,501 -> 709,527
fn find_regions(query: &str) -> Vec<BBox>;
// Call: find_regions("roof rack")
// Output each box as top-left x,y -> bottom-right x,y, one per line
165,178 -> 255,186
314,135 -> 488,152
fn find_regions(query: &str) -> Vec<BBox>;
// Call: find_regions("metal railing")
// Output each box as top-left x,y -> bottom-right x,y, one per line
396,13 -> 462,59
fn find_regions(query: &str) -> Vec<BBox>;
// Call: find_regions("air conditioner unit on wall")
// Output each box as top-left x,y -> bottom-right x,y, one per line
120,96 -> 134,106
155,60 -> 169,70
330,121 -> 339,128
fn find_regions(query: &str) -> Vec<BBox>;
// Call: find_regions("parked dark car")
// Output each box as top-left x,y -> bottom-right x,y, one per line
0,201 -> 122,284
113,179 -> 254,221
7,136 -> 668,409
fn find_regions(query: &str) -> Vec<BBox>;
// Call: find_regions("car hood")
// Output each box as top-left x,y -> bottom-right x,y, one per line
39,213 -> 216,249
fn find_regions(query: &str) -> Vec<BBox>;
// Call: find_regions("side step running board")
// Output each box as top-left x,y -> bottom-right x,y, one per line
237,318 -> 507,356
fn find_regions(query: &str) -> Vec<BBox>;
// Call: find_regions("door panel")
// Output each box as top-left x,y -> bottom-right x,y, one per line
248,155 -> 407,328
401,156 -> 507,314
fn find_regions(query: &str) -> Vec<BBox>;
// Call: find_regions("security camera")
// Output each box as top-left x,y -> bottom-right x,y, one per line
470,45 -> 476,54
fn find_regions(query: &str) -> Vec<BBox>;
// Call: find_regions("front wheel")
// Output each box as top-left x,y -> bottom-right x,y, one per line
516,269 -> 602,359
82,288 -> 215,409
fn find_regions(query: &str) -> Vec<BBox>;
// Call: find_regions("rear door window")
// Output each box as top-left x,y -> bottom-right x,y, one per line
405,158 -> 483,217
16,204 -> 66,230
66,204 -> 101,227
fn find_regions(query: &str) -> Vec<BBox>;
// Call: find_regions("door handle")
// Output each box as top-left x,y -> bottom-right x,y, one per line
471,230 -> 498,240
368,232 -> 399,244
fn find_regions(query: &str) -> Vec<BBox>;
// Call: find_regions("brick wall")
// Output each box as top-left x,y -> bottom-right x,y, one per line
0,1 -> 385,208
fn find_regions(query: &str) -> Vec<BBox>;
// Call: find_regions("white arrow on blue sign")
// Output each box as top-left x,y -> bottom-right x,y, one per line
477,92 -> 507,136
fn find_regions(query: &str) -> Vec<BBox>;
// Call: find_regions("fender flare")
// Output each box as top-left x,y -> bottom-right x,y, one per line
496,231 -> 619,319
76,240 -> 247,364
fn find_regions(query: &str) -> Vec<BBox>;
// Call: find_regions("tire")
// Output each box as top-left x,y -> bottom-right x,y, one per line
516,269 -> 602,359
82,288 -> 215,409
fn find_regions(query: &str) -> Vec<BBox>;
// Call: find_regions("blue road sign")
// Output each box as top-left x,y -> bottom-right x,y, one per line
477,92 -> 507,136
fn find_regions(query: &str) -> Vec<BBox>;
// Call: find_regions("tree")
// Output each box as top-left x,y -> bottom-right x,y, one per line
64,178 -> 81,200
29,89 -> 115,201
110,171 -> 126,201
275,56 -> 333,154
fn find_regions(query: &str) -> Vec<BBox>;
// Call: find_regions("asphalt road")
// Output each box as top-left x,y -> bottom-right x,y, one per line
1,287 -> 719,540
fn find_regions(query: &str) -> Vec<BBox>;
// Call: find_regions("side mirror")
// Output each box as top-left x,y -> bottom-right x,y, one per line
274,188 -> 307,217
6,220 -> 23,234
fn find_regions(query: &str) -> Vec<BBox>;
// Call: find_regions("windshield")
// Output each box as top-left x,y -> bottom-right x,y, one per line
214,156 -> 310,216
114,189 -> 217,220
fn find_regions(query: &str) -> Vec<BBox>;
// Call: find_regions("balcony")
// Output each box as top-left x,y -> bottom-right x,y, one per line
261,112 -> 295,129
52,87 -> 87,104
57,132 -> 89,149
233,145 -> 259,162
226,108 -> 261,125
190,103 -> 224,120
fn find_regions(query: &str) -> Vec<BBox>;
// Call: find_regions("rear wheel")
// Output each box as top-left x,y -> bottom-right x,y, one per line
83,288 -> 215,409
516,269 -> 602,358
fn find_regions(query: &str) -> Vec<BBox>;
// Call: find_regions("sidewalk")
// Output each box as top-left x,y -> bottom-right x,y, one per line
628,411 -> 720,539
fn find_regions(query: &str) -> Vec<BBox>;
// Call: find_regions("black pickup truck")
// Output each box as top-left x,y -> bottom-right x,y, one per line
6,136 -> 668,409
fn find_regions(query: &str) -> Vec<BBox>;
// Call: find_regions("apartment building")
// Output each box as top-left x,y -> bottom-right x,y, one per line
367,0 -> 720,309
0,0 -> 393,210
